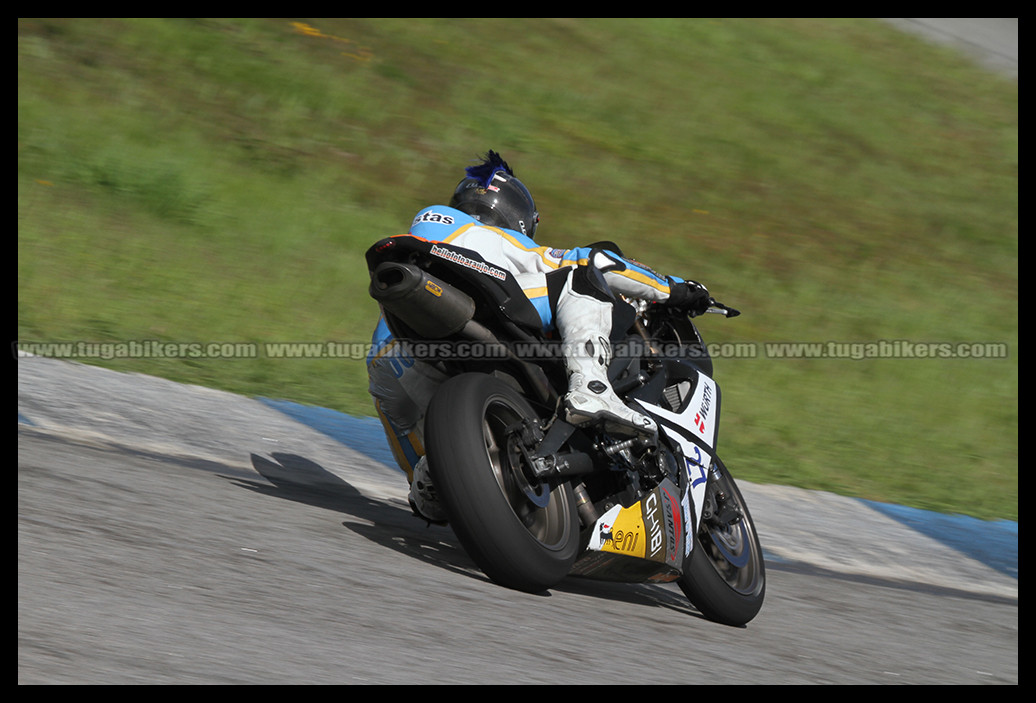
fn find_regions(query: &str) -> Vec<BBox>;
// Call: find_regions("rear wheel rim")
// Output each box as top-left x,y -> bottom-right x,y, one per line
481,397 -> 573,551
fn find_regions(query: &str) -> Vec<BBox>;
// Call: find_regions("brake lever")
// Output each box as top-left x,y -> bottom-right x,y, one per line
702,299 -> 741,318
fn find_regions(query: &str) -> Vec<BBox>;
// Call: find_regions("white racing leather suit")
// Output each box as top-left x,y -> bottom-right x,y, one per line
367,205 -> 686,493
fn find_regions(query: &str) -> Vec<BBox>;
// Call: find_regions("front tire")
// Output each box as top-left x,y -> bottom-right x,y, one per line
678,456 -> 765,626
424,373 -> 580,593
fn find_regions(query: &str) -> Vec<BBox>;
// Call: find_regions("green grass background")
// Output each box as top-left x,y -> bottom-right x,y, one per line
17,19 -> 1017,520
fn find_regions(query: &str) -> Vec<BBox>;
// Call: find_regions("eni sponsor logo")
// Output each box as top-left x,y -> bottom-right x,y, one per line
599,505 -> 646,558
424,280 -> 443,297
609,529 -> 639,554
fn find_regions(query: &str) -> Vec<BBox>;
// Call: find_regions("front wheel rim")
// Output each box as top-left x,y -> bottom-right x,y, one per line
700,483 -> 763,595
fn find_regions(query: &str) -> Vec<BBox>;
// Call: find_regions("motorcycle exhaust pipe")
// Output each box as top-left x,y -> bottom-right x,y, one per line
370,262 -> 476,338
572,482 -> 599,526
370,261 -> 555,404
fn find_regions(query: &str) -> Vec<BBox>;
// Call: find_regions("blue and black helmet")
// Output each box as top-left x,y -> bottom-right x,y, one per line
449,151 -> 539,239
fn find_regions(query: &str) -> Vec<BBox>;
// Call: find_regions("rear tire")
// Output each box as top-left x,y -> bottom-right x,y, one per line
424,373 -> 579,593
678,456 -> 765,626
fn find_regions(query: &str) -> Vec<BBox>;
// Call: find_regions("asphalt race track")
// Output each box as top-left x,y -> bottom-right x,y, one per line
18,356 -> 1016,684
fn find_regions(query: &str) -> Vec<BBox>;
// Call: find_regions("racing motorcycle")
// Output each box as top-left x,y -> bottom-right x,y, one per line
366,235 -> 765,626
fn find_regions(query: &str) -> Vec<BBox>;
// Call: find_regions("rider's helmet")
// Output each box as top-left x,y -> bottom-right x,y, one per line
449,151 -> 540,239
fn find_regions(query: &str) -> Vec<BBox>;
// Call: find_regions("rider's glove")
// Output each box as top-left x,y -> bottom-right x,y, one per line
666,278 -> 711,317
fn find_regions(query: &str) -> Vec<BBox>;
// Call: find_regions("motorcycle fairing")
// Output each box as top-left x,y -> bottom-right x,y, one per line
637,370 -> 721,558
573,476 -> 687,583
573,360 -> 721,580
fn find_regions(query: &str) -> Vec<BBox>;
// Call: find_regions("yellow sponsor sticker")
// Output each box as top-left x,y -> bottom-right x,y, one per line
599,503 -> 646,558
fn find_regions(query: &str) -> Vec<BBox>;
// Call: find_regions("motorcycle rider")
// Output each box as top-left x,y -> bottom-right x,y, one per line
367,150 -> 712,522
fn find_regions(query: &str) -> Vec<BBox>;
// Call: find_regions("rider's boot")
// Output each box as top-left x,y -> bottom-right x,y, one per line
555,287 -> 657,438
